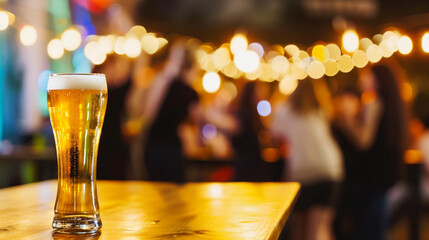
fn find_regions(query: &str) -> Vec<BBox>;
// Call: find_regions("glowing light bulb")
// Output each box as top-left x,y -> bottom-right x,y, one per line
20,25 -> 37,46
342,30 -> 359,53
47,39 -> 64,59
257,100 -> 271,117
422,33 -> 429,53
234,50 -> 260,73
352,50 -> 369,68
230,34 -> 248,55
326,44 -> 341,60
398,36 -> 413,55
312,45 -> 329,62
0,11 -> 9,31
338,55 -> 354,73
61,28 -> 81,51
202,72 -> 221,93
366,44 -> 383,63
114,36 -> 126,55
84,41 -> 106,65
324,60 -> 339,77
98,35 -> 116,54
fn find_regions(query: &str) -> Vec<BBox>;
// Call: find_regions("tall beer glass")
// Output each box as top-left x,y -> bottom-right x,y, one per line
47,73 -> 107,234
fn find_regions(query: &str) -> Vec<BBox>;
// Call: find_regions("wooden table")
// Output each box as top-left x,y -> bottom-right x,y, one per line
0,180 -> 300,240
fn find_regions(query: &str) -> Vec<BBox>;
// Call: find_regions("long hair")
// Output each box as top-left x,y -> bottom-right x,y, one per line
371,64 -> 408,151
289,78 -> 320,114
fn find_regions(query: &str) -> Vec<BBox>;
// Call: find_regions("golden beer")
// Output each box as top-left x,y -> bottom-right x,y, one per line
47,74 -> 107,234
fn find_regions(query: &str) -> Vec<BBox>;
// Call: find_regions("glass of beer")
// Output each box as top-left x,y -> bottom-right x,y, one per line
47,73 -> 107,234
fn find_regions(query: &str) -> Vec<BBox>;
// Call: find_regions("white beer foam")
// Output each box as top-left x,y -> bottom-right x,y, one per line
48,74 -> 107,90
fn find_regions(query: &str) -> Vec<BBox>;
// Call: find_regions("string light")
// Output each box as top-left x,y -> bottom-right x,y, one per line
257,100 -> 271,117
307,60 -> 325,79
141,34 -> 159,55
279,76 -> 298,95
124,37 -> 141,58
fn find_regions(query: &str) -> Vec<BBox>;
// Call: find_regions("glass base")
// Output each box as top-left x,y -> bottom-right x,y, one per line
52,215 -> 101,234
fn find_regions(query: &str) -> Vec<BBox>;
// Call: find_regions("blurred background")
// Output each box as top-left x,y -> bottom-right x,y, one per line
2,0 -> 429,239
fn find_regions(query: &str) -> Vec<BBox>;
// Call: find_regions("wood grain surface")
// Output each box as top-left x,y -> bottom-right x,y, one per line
0,180 -> 300,240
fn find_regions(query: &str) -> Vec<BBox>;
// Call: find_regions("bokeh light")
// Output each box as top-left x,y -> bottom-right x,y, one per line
338,55 -> 354,73
307,60 -> 325,79
158,37 -> 168,50
128,25 -> 146,38
230,34 -> 248,55
324,60 -> 339,77
124,37 -> 142,58
202,72 -> 221,93
61,28 -> 82,51
352,50 -> 369,68
398,36 -> 413,55
312,45 -> 328,62
213,47 -> 231,70
141,34 -> 159,55
114,36 -> 126,55
271,55 -> 289,74
234,50 -> 260,73
47,38 -> 64,59
0,11 -> 9,31
284,44 -> 299,57
422,33 -> 429,53
326,44 -> 341,60
248,42 -> 264,58
98,35 -> 116,54
257,100 -> 271,117
279,76 -> 298,95
84,41 -> 106,65
359,38 -> 373,51
20,25 -> 37,46
366,44 -> 383,63
379,41 -> 394,58
202,124 -> 217,139
342,30 -> 359,53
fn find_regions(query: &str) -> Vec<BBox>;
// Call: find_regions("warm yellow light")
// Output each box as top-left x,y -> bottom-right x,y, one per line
248,42 -> 264,58
398,36 -> 413,55
271,55 -> 289,74
326,44 -> 341,60
279,76 -> 298,95
245,64 -> 263,80
20,25 -> 37,46
307,60 -> 325,79
98,35 -> 115,54
298,50 -> 309,60
47,38 -> 64,59
124,37 -> 141,58
0,11 -> 9,31
230,34 -> 248,55
372,34 -> 383,44
384,31 -> 400,52
291,62 -> 308,80
422,33 -> 429,53
222,62 -> 240,78
202,72 -> 221,93
379,41 -> 393,58
158,37 -> 168,50
312,45 -> 328,62
234,50 -> 260,73
324,60 -> 339,77
114,36 -> 126,55
141,34 -> 159,55
352,50 -> 368,68
284,44 -> 299,57
213,47 -> 231,70
359,38 -> 373,51
366,44 -> 383,63
128,25 -> 146,38
84,41 -> 106,65
342,30 -> 359,53
202,55 -> 216,72
5,11 -> 15,25
260,63 -> 275,82
61,28 -> 81,51
338,55 -> 354,73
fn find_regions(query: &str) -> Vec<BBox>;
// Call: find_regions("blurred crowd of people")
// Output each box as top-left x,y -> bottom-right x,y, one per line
93,37 -> 429,240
